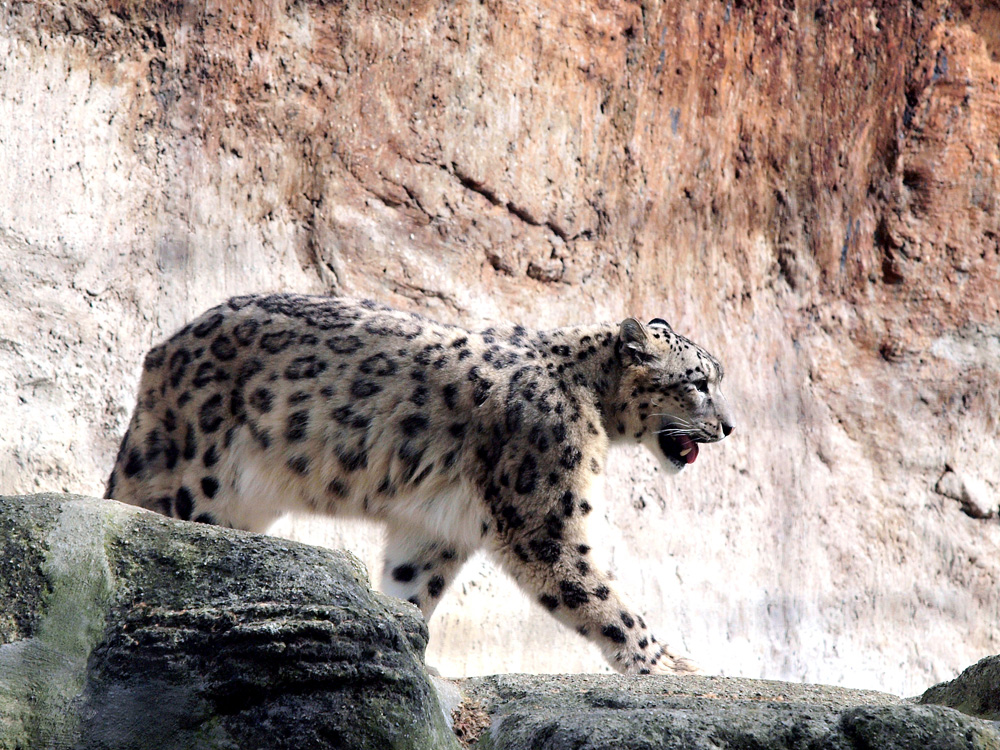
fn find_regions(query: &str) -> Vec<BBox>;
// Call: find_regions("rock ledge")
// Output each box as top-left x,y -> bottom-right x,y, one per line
451,673 -> 1000,750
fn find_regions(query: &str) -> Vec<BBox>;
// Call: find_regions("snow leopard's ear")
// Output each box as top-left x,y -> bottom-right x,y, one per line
619,318 -> 655,365
648,318 -> 672,332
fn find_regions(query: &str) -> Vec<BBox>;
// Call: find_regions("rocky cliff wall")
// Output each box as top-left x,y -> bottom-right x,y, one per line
1,0 -> 998,695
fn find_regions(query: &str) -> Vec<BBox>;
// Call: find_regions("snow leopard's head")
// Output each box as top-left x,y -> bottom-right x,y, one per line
615,317 -> 734,474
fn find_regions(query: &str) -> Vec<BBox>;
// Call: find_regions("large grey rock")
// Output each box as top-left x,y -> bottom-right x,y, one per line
458,673 -> 1000,750
921,656 -> 1000,722
0,493 -> 459,750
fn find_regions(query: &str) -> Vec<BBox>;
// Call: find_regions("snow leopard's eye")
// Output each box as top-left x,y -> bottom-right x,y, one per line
693,379 -> 709,394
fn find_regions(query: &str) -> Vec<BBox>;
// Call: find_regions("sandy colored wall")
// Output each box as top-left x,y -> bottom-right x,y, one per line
1,0 -> 998,695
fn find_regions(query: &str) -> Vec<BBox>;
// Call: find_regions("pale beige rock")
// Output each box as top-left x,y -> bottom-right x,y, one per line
937,470 -> 998,520
1,0 -> 998,697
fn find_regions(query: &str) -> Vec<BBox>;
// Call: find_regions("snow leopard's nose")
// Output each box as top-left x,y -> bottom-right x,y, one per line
711,387 -> 735,440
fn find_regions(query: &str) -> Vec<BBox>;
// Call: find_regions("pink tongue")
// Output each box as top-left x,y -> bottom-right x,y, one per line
678,435 -> 699,464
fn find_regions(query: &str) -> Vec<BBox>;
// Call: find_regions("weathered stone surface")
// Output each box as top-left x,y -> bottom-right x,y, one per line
1,0 -> 998,694
936,470 -> 998,520
0,494 -> 458,750
458,673 -> 1000,750
921,655 -> 1000,722
2,493 -> 998,748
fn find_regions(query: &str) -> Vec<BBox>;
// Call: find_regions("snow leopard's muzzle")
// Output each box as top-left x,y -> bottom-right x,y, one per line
654,414 -> 734,471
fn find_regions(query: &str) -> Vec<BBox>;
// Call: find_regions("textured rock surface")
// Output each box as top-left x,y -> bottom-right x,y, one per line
921,655 -> 1000,722
0,494 -> 458,750
3,493 -> 997,749
1,0 -> 998,694
457,673 -> 1000,750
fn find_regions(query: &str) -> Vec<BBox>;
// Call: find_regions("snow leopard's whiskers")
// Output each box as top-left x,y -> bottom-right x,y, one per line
650,414 -> 696,436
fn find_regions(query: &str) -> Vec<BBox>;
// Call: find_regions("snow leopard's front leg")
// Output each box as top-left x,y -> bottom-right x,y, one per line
490,489 -> 699,676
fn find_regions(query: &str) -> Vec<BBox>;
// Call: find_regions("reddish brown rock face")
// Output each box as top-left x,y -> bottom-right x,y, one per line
1,0 -> 997,693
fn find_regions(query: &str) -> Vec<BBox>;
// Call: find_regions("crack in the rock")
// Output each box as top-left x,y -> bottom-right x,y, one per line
451,165 -> 501,207
336,154 -> 577,284
399,183 -> 435,223
448,162 -> 570,243
388,279 -> 464,316
301,194 -> 342,291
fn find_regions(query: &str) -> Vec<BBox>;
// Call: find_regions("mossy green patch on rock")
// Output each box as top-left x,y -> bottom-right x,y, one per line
0,494 -> 459,750
0,495 -> 60,643
0,495 -> 118,750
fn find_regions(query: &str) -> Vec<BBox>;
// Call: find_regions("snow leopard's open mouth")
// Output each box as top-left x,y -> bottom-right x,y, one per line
657,428 -> 700,469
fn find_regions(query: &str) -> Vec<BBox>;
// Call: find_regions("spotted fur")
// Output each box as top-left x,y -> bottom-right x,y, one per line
106,294 -> 734,675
